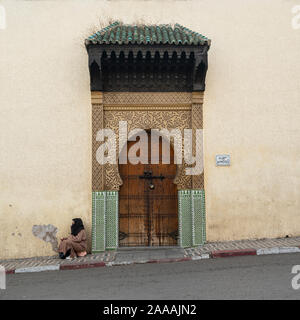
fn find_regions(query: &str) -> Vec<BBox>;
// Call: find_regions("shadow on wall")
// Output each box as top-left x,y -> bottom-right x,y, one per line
32,224 -> 58,253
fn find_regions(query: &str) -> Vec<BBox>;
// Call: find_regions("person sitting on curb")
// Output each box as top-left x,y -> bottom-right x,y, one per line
58,218 -> 87,260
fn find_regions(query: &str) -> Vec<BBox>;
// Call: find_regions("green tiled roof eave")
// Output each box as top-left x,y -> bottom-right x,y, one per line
86,21 -> 210,46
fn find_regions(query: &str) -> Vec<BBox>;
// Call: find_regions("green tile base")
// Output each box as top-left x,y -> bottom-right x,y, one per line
92,191 -> 118,253
178,189 -> 206,248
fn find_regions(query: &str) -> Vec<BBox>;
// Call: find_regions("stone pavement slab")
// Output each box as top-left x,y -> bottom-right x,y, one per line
0,251 -> 116,272
183,236 -> 300,257
115,247 -> 186,263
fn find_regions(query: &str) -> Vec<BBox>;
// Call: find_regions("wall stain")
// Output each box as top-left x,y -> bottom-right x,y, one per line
32,224 -> 58,252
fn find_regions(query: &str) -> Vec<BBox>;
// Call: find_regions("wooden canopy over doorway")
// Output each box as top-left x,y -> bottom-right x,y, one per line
85,21 -> 211,92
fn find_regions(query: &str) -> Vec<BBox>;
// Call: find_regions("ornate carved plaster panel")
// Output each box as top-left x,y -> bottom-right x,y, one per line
92,92 -> 204,191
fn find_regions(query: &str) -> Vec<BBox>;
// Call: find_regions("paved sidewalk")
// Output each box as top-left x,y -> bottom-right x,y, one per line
184,236 -> 300,257
1,236 -> 300,274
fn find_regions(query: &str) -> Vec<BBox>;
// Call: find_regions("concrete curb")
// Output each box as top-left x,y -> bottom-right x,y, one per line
15,265 -> 60,273
60,261 -> 106,271
211,248 -> 257,258
5,246 -> 300,274
256,246 -> 300,255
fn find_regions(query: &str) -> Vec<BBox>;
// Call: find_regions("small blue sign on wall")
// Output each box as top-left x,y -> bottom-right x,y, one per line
216,154 -> 230,166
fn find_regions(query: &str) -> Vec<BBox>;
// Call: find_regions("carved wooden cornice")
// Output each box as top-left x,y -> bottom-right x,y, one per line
86,44 -> 210,92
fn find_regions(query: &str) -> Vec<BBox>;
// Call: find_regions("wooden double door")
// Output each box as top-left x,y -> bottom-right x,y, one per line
119,131 -> 178,247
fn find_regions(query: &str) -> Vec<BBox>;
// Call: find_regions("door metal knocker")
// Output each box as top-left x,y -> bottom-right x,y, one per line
139,171 -> 165,190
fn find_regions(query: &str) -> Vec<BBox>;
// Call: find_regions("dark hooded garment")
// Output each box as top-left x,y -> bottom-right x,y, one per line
71,218 -> 85,236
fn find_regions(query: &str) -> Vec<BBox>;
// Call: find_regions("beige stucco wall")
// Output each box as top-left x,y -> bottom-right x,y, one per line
0,0 -> 300,259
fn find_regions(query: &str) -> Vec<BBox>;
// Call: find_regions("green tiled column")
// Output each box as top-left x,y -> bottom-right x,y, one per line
92,191 -> 106,253
92,191 -> 118,253
105,191 -> 118,250
178,189 -> 206,248
178,190 -> 193,247
191,190 -> 206,246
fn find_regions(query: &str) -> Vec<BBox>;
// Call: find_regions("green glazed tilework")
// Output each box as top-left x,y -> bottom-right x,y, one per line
178,189 -> 206,248
178,190 -> 193,248
92,191 -> 106,253
201,191 -> 206,244
192,190 -> 206,246
92,191 -> 119,252
105,191 -> 118,250
86,21 -> 210,46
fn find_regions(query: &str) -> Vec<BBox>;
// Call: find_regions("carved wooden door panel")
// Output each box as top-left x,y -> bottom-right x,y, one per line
119,132 -> 178,247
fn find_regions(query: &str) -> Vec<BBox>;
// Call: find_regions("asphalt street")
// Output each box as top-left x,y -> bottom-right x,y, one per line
1,253 -> 300,300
